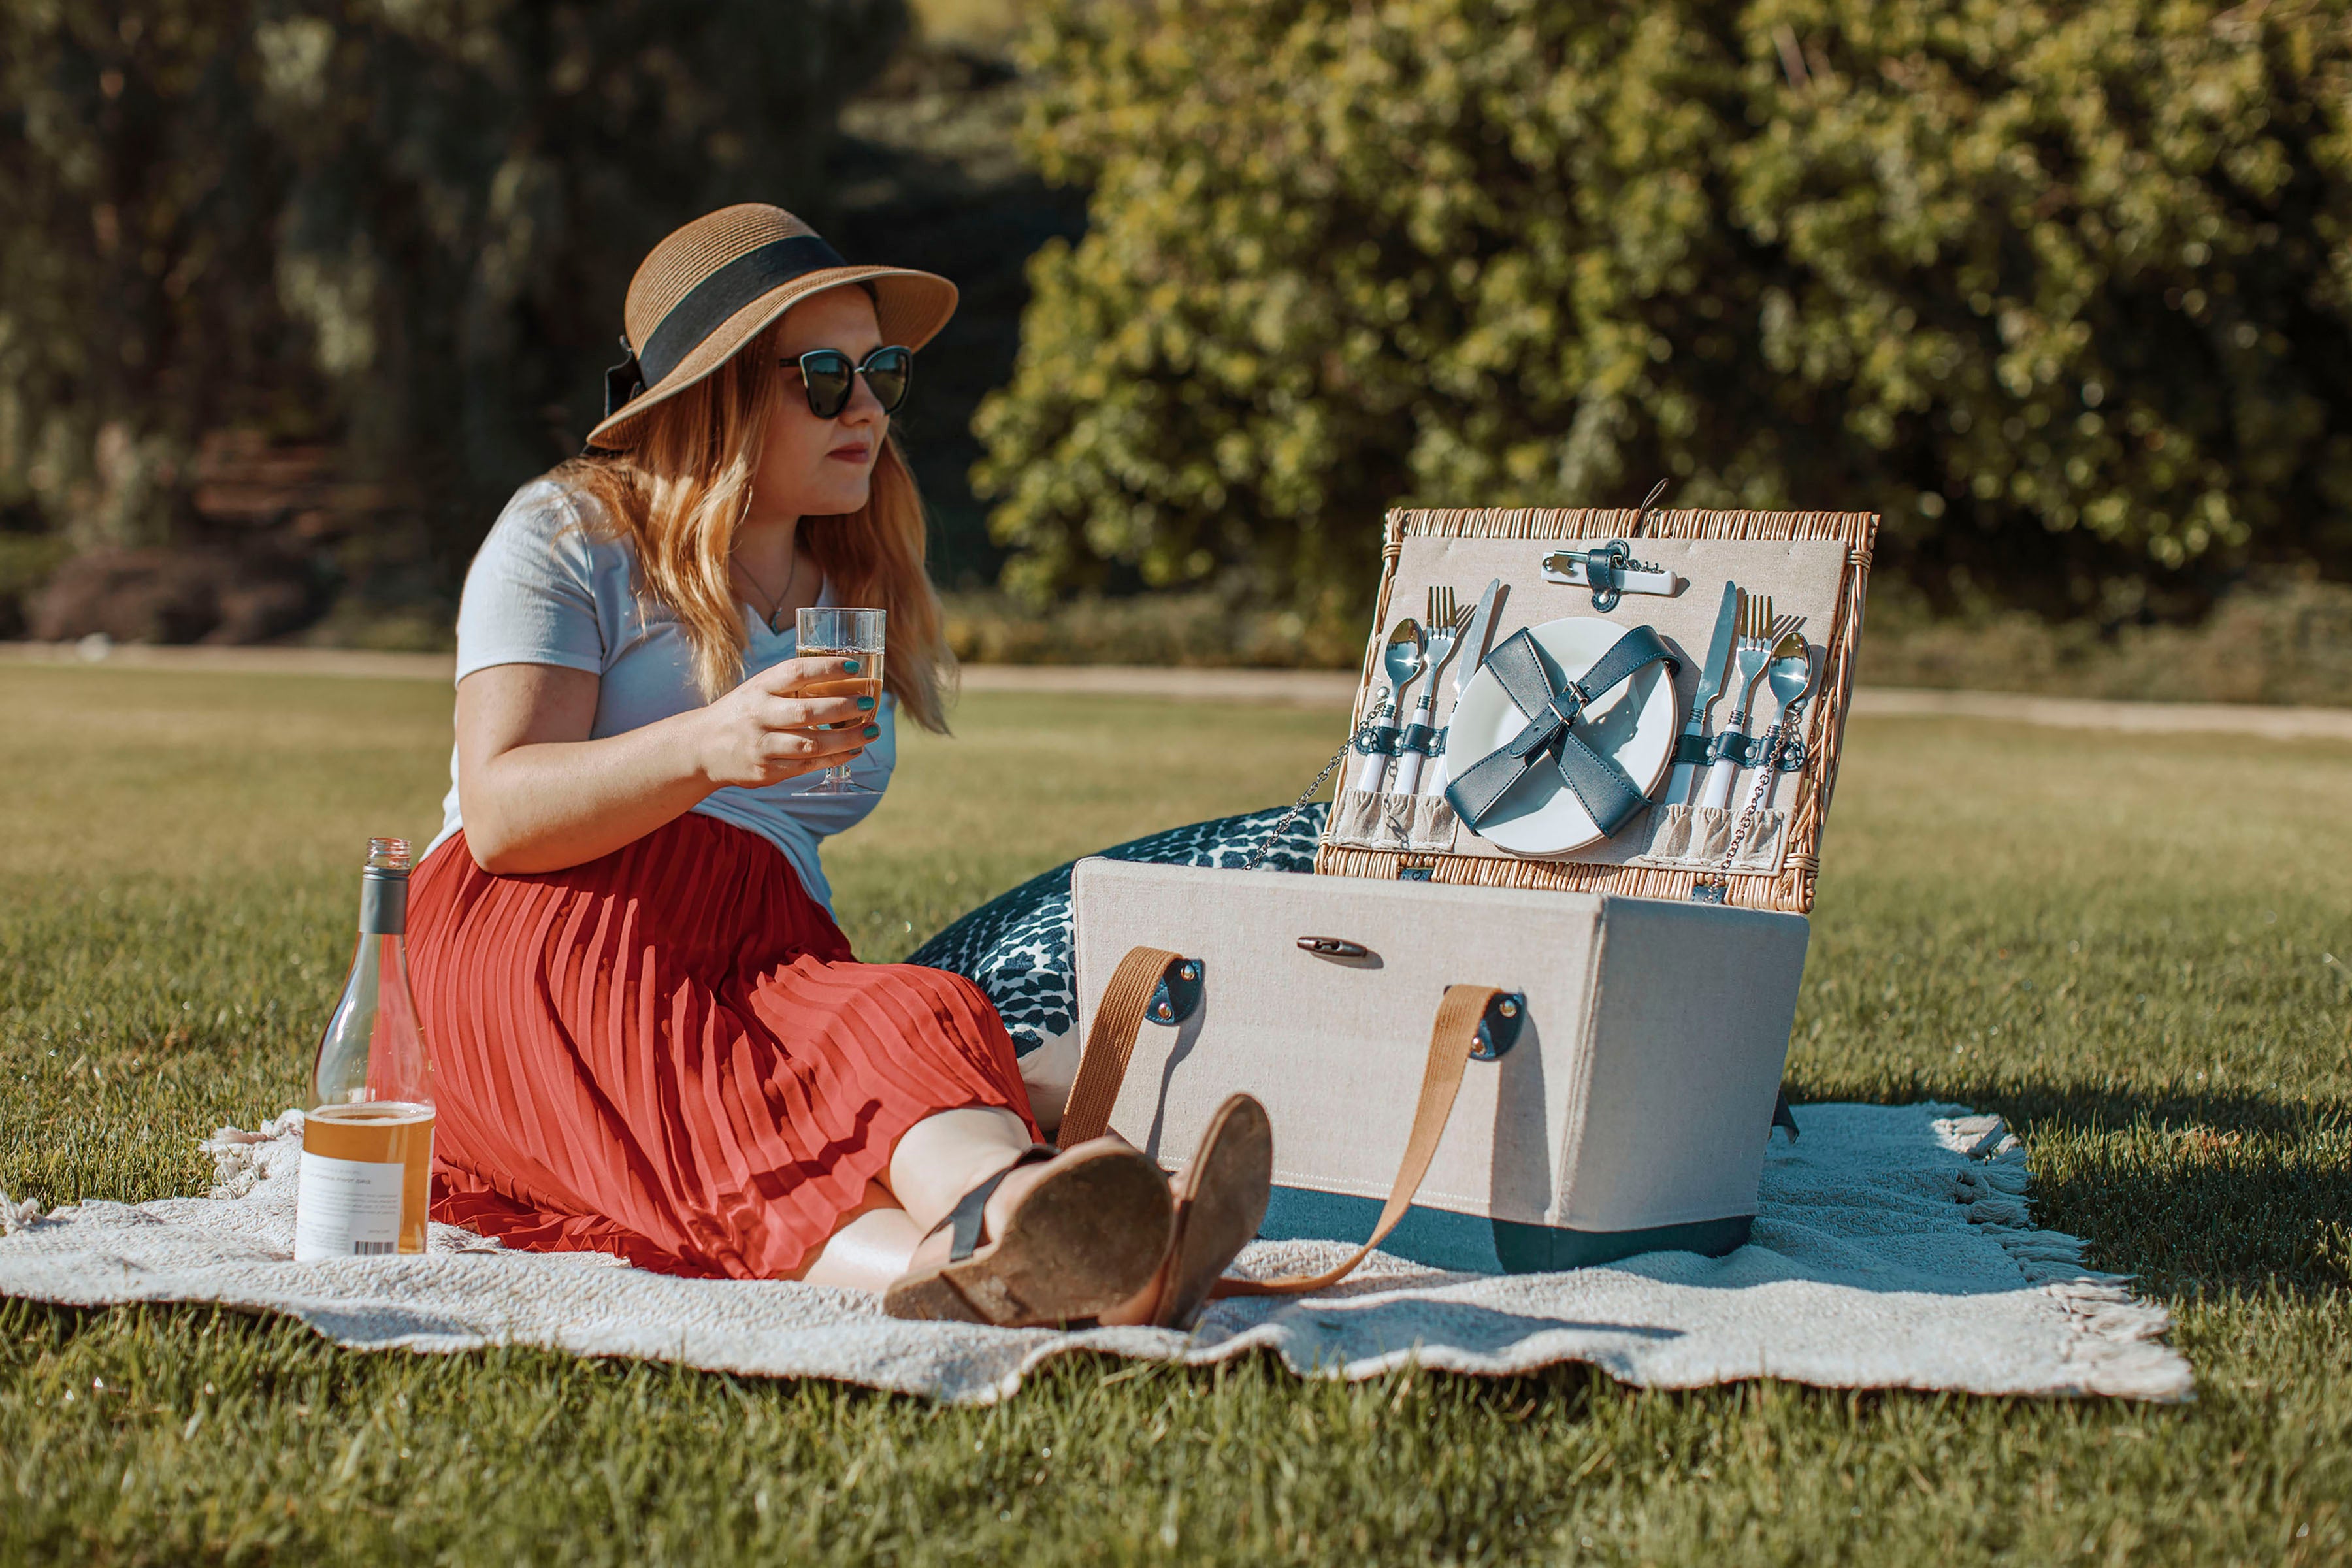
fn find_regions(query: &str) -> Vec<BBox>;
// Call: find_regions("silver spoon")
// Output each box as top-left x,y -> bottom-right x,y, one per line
1350,617 -> 1424,794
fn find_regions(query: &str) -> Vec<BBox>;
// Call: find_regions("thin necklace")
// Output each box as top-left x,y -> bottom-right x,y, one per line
732,537 -> 802,633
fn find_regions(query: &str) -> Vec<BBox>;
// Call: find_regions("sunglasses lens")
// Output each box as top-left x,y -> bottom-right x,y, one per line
799,352 -> 853,419
864,348 -> 912,413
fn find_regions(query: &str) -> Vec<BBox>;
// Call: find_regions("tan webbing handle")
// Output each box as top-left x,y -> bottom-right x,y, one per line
1058,945 -> 1184,1147
1060,944 -> 1497,1297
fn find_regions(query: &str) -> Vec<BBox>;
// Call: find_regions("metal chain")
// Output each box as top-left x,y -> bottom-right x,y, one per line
1702,704 -> 1801,887
1242,735 -> 1355,872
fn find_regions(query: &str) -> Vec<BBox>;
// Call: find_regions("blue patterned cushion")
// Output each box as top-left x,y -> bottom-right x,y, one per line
907,804 -> 1328,1055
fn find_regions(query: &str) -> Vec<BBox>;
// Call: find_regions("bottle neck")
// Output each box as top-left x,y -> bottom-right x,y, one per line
359,868 -> 408,936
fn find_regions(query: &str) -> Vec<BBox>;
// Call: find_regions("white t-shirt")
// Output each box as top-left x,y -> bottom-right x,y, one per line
427,478 -> 894,912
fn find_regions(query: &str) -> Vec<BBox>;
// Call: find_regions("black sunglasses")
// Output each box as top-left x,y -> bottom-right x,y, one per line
785,345 -> 913,420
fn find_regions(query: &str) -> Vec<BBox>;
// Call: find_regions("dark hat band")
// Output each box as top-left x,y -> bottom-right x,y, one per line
606,233 -> 849,417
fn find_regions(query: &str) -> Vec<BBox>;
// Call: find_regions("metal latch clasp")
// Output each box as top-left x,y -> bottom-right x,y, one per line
1297,936 -> 1370,960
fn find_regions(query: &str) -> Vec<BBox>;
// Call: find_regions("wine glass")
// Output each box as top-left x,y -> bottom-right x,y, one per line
794,606 -> 887,795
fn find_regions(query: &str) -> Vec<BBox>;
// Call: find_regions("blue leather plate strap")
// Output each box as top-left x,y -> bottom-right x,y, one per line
1444,625 -> 1680,839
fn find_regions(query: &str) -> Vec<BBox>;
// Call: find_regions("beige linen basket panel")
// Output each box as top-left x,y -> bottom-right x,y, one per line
1318,505 -> 1879,913
1073,860 -> 1810,1234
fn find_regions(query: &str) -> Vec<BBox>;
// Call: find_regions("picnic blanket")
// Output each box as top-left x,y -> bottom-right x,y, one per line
0,1102 -> 2191,1405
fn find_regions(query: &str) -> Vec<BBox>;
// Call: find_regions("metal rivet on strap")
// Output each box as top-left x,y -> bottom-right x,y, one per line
1471,992 -> 1527,1060
1146,956 -> 1205,1026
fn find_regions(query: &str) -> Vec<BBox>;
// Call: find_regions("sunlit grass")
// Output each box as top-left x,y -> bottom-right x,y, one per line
2,664 -> 2347,1565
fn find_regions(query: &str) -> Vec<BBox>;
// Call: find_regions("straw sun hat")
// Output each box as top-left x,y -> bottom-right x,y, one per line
586,203 -> 958,450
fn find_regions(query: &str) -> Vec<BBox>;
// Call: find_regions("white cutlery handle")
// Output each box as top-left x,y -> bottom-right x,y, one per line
1756,699 -> 1804,813
1390,747 -> 1425,796
1756,727 -> 1787,815
1350,749 -> 1392,794
1701,719 -> 1748,810
1390,695 -> 1440,796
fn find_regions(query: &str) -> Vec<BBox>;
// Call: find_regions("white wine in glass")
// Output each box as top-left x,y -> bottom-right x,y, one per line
795,606 -> 886,795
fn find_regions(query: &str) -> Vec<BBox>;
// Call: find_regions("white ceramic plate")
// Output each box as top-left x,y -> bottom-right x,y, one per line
1443,617 -> 1680,856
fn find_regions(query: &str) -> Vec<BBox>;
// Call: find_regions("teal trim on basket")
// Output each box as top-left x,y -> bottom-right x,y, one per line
1260,1186 -> 1753,1274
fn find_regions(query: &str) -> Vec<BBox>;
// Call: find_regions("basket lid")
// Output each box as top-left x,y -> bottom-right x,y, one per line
1315,504 -> 1878,915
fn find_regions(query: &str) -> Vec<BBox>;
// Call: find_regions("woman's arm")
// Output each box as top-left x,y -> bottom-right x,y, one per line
455,656 -> 875,874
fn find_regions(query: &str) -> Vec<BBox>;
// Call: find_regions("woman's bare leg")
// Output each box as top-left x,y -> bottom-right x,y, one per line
796,1107 -> 1137,1294
789,1181 -> 925,1291
886,1105 -> 1047,1237
885,1106 -> 1183,1291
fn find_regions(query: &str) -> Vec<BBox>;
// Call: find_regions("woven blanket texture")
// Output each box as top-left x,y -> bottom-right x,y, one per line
0,1102 -> 2189,1405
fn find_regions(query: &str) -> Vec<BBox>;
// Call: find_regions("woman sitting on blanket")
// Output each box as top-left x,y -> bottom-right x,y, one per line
409,203 -> 1270,1328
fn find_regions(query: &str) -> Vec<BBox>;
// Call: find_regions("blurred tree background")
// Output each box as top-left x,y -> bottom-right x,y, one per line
0,0 -> 971,643
5,0 -> 2352,695
978,0 -> 2352,650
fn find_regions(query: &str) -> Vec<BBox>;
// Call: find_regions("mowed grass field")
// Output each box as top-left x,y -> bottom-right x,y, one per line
1,662 -> 2347,1566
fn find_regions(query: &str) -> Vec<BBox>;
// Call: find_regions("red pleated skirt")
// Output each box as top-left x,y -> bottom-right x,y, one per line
407,813 -> 1036,1279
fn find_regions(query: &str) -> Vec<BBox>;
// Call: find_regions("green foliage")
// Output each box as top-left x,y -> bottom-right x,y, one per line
1859,572 -> 2352,705
3,666 -> 2351,1562
0,0 -> 904,576
977,0 -> 2352,621
939,588 -> 1365,666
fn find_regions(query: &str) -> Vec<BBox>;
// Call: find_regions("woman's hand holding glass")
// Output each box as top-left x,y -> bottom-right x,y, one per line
695,657 -> 880,790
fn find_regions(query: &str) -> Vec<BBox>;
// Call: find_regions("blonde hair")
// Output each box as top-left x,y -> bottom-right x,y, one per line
553,318 -> 953,731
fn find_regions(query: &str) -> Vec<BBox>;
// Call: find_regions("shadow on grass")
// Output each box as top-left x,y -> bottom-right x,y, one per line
1784,1073 -> 2352,1299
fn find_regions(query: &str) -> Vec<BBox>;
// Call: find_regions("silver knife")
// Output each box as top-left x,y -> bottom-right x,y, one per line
1423,577 -> 1503,794
1663,580 -> 1742,806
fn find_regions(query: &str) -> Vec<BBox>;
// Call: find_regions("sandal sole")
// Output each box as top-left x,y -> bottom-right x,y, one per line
1157,1095 -> 1275,1330
883,1145 -> 1174,1327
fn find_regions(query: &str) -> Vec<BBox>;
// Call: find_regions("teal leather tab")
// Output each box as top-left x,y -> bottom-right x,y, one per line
1586,539 -> 1631,612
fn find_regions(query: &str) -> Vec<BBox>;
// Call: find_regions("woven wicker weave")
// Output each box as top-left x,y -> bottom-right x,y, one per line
1313,504 -> 1880,915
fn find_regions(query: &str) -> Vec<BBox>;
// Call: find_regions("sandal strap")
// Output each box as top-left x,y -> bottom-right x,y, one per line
932,1144 -> 1057,1262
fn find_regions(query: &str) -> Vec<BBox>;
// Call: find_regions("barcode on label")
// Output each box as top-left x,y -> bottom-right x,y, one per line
293,1151 -> 407,1262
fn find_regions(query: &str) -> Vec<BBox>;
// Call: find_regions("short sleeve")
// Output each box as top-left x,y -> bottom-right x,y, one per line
453,482 -> 609,683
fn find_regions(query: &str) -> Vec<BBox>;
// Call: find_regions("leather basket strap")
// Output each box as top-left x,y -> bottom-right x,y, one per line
1057,945 -> 1184,1146
1062,944 -> 1497,1299
1213,981 -> 1495,1298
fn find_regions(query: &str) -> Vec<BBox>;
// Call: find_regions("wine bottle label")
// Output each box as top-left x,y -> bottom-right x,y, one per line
293,1152 -> 405,1260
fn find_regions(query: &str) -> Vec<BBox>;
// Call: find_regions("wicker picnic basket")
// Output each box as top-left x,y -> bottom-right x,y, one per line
1060,500 -> 1882,1280
1316,503 -> 1880,913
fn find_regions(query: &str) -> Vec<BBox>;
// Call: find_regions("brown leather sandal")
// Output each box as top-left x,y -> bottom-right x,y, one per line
1142,1094 -> 1274,1330
882,1141 -> 1175,1327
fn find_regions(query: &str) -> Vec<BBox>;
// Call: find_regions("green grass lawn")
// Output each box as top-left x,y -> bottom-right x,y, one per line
3,664 -> 2347,1565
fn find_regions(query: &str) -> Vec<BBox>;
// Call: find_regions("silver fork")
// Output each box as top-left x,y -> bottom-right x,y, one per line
1700,596 -> 1804,810
1392,585 -> 1471,796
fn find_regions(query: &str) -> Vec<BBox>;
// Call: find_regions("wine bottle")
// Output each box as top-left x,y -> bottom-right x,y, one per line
293,838 -> 436,1260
